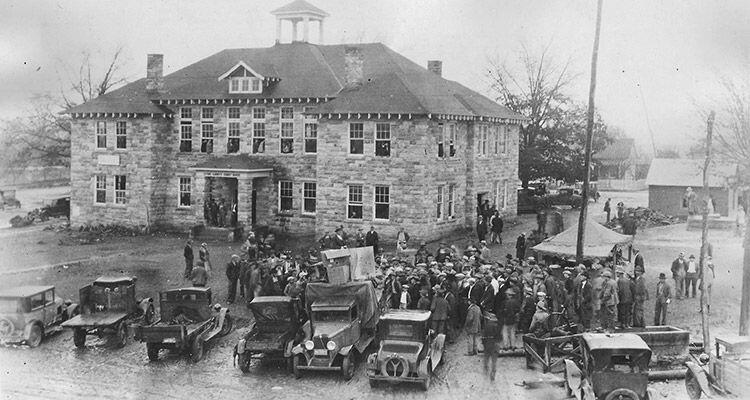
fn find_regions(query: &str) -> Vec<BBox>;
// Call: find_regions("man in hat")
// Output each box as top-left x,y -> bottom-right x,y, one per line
399,284 -> 411,310
396,226 -> 410,253
464,298 -> 481,355
499,287 -> 521,349
417,288 -> 431,311
199,242 -> 211,272
225,254 -> 241,304
633,248 -> 645,273
490,210 -> 504,244
632,267 -> 648,327
415,242 -> 431,265
430,286 -> 449,335
476,215 -> 488,242
654,273 -> 672,325
333,227 -> 346,249
516,233 -> 526,260
529,301 -> 551,338
671,252 -> 687,299
354,227 -> 366,247
574,271 -> 593,330
183,239 -> 194,279
365,226 -> 380,255
599,270 -> 619,333
616,268 -> 634,328
191,259 -> 209,287
685,254 -> 699,299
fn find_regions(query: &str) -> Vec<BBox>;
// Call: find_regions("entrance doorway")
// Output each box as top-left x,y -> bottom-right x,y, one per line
203,177 -> 238,227
477,192 -> 491,217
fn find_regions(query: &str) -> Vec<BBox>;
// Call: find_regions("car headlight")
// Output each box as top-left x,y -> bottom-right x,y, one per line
326,340 -> 336,351
304,340 -> 314,350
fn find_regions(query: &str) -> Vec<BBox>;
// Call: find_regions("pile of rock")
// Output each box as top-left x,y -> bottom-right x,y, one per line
605,207 -> 682,229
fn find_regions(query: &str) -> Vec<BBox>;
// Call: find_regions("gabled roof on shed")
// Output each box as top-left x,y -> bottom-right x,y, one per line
646,158 -> 738,188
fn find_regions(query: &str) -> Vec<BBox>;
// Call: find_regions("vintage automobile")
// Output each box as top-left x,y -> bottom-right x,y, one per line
366,309 -> 445,390
0,189 -> 21,210
0,285 -> 78,347
61,276 -> 154,348
549,187 -> 584,208
684,335 -> 750,399
564,333 -> 656,400
134,287 -> 232,362
39,196 -> 70,220
291,281 -> 380,380
234,296 -> 310,372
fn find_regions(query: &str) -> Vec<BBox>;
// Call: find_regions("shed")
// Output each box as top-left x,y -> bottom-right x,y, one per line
646,158 -> 739,217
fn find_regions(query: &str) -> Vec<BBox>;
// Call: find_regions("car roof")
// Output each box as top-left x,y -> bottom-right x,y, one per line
0,285 -> 55,298
164,287 -> 212,295
380,309 -> 431,322
94,276 -> 135,285
582,333 -> 651,352
311,297 -> 355,310
250,296 -> 292,304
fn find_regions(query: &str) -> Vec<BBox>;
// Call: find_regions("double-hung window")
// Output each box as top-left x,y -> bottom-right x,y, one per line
436,186 -> 444,220
115,175 -> 127,204
227,107 -> 240,153
280,106 -> 294,154
375,123 -> 391,157
437,123 -> 444,158
349,123 -> 364,154
252,106 -> 266,154
279,181 -> 293,212
374,185 -> 390,220
96,121 -> 107,149
201,107 -> 214,153
116,121 -> 127,149
95,175 -> 107,203
348,185 -> 363,219
179,177 -> 192,207
180,107 -> 192,152
304,108 -> 317,154
303,182 -> 316,213
447,184 -> 455,218
448,124 -> 456,157
478,125 -> 488,156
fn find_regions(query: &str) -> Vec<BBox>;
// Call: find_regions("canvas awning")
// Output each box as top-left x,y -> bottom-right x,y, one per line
532,219 -> 633,259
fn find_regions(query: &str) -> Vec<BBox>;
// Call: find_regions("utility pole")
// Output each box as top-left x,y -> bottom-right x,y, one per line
577,0 -> 604,260
699,111 -> 714,351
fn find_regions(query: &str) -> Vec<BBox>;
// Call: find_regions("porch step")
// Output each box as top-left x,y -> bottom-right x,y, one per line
194,227 -> 235,242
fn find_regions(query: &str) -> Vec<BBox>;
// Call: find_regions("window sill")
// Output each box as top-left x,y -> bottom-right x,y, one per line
276,211 -> 294,217
300,213 -> 316,218
176,206 -> 193,211
436,218 -> 458,225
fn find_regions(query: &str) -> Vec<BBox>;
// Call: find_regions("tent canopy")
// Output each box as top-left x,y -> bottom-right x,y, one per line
532,219 -> 633,259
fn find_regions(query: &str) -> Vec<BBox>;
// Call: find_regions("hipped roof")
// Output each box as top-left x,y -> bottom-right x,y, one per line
66,42 -> 524,121
646,158 -> 738,188
532,219 -> 633,259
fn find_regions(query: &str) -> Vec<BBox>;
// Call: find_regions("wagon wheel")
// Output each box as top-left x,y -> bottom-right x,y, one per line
219,315 -> 233,336
685,369 -> 703,400
238,352 -> 250,373
190,338 -> 204,362
341,353 -> 355,380
418,359 -> 431,391
26,324 -> 43,348
292,354 -> 303,379
146,343 -> 160,361
604,388 -> 639,400
73,328 -> 87,348
116,321 -> 128,348
144,305 -> 155,325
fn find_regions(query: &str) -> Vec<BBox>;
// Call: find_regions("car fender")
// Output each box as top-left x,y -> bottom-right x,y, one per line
429,334 -> 446,369
685,361 -> 711,396
65,303 -> 80,319
564,359 -> 583,400
291,343 -> 305,356
339,344 -> 354,357
23,320 -> 42,339
300,320 -> 311,340
284,339 -> 295,358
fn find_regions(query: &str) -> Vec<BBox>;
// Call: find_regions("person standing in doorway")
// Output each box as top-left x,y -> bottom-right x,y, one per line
183,239 -> 194,279
654,273 -> 671,325
604,198 -> 611,223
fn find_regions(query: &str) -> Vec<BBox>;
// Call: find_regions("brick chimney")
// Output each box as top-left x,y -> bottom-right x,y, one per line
146,54 -> 164,92
344,47 -> 363,89
427,60 -> 442,77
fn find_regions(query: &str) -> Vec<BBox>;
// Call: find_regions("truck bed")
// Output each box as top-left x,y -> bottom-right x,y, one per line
135,320 -> 209,343
62,312 -> 128,328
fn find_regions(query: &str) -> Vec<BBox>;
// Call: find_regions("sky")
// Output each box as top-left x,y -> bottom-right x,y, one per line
1,0 -> 749,155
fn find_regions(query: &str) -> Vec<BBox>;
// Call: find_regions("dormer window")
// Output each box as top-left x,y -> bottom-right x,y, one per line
229,77 -> 262,94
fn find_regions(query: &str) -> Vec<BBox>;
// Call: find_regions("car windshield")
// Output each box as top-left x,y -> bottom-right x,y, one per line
0,299 -> 21,313
251,303 -> 292,322
313,310 -> 350,322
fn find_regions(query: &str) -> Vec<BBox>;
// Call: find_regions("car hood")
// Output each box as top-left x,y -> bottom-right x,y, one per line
379,340 -> 423,363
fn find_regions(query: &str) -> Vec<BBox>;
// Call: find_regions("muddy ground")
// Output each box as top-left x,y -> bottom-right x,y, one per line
0,190 -> 744,399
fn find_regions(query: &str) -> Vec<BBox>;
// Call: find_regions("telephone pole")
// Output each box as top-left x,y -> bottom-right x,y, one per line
699,111 -> 714,351
576,0 -> 604,260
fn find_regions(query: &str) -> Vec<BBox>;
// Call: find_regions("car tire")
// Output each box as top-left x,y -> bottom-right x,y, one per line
190,338 -> 204,362
342,353 -> 355,381
292,354 -> 302,379
603,388 -> 639,400
73,328 -> 87,348
219,315 -> 233,336
116,321 -> 128,348
685,368 -> 703,400
238,352 -> 250,373
147,343 -> 160,361
26,323 -> 43,348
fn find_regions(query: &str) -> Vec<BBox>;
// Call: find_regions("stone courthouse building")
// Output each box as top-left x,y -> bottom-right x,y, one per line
65,0 -> 523,241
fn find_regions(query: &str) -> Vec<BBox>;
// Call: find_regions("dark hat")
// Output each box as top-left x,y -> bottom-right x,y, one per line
658,273 -> 666,279
689,254 -> 695,259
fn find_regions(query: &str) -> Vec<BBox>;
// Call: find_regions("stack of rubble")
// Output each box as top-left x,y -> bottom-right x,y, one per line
605,207 -> 682,230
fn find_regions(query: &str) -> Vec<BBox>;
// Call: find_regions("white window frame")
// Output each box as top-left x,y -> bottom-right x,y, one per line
375,123 -> 391,157
347,184 -> 364,220
349,123 -> 364,155
302,182 -> 316,214
201,107 -> 214,153
478,125 -> 488,157
180,107 -> 192,152
373,185 -> 390,221
437,123 -> 444,158
280,106 -> 294,154
252,106 -> 266,154
448,124 -> 456,157
228,76 -> 263,94
227,107 -> 241,154
278,180 -> 293,212
96,121 -> 107,149
114,175 -> 127,205
447,184 -> 455,218
115,121 -> 127,149
95,175 -> 107,204
436,185 -> 444,221
503,125 -> 510,155
178,177 -> 192,208
304,121 -> 317,154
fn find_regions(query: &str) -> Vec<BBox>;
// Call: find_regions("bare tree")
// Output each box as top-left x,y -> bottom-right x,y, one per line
713,78 -> 750,335
59,46 -> 129,108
